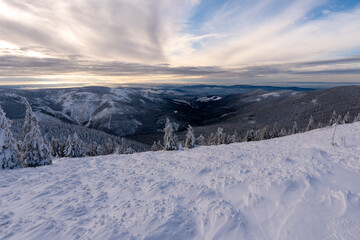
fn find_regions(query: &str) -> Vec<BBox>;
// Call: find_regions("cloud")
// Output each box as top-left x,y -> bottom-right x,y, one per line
1,55 -> 359,82
0,0 -> 197,63
169,0 -> 360,67
0,0 -> 359,85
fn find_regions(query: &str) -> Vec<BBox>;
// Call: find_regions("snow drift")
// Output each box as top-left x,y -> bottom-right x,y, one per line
1,123 -> 360,239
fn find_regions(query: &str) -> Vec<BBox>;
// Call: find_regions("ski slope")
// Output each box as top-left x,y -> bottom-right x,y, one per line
1,123 -> 360,240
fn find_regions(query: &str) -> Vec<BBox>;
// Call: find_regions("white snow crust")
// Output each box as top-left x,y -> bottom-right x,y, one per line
1,123 -> 360,239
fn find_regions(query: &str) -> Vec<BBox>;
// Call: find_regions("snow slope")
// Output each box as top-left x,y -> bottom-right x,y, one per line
1,123 -> 360,240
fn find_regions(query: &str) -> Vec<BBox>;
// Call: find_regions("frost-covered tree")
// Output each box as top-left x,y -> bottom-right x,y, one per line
96,143 -> 105,156
260,126 -> 271,140
151,141 -> 159,151
196,134 -> 206,146
254,129 -> 262,141
292,121 -> 298,135
87,142 -> 99,156
63,135 -> 73,157
354,113 -> 360,123
243,129 -> 255,142
337,115 -> 343,124
151,140 -> 163,151
113,142 -> 121,154
104,138 -> 115,155
279,128 -> 287,137
21,99 -> 52,167
215,127 -> 225,145
185,125 -> 195,149
232,130 -> 240,143
227,130 -> 239,144
271,123 -> 279,138
50,137 -> 60,157
0,106 -> 21,169
317,122 -> 323,129
329,111 -> 337,126
163,118 -> 178,151
63,133 -> 85,158
306,115 -> 314,131
124,146 -> 135,154
207,133 -> 216,145
343,111 -> 351,124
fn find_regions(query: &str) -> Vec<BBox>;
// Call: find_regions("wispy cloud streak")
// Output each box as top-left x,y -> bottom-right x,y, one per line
0,0 -> 359,85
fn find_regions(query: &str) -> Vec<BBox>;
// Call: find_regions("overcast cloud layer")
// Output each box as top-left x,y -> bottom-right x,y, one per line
0,0 -> 359,87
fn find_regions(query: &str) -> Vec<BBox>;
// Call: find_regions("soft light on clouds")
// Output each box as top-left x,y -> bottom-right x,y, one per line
0,0 -> 359,87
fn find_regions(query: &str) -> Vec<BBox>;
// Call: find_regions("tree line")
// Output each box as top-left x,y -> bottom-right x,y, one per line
154,111 -> 360,151
2,99 -> 359,170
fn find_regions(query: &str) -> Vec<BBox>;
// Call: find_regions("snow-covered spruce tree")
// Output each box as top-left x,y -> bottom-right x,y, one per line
119,138 -> 127,154
104,138 -> 115,155
279,128 -> 287,137
163,118 -> 178,151
156,140 -> 163,151
215,127 -> 225,145
260,126 -> 271,140
306,115 -> 314,131
96,143 -> 105,156
271,123 -> 279,138
113,142 -> 121,154
124,147 -> 135,154
0,106 -> 21,169
207,133 -> 215,145
185,125 -> 196,149
254,129 -> 262,141
292,121 -> 298,135
63,135 -> 72,157
232,130 -> 240,143
317,122 -> 323,129
227,131 -> 237,144
329,111 -> 337,126
354,113 -> 360,123
337,115 -> 343,124
50,137 -> 61,157
87,142 -> 99,156
196,134 -> 206,146
151,140 -> 163,151
21,99 -> 51,167
151,141 -> 159,151
243,129 -> 255,142
343,111 -> 351,124
63,133 -> 85,158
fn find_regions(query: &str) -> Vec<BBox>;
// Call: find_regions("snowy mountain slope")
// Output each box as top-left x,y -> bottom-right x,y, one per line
1,85 -> 360,146
0,85 -> 312,140
1,123 -> 360,240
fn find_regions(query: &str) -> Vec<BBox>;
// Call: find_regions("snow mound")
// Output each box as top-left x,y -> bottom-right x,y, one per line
1,123 -> 360,239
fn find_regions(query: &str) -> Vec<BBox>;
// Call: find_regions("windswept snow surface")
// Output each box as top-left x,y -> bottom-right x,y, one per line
1,123 -> 360,240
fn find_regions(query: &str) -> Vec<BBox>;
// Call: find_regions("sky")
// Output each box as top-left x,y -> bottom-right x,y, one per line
0,0 -> 360,88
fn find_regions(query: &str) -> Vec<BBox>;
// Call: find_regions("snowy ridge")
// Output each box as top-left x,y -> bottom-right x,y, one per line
196,96 -> 222,102
1,123 -> 360,239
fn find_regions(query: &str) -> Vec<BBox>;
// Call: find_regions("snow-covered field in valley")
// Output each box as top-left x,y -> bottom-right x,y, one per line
1,123 -> 360,240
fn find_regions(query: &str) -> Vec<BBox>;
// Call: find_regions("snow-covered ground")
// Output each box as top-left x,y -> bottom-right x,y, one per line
1,123 -> 360,240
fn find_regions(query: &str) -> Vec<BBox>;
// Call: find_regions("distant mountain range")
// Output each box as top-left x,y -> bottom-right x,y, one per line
1,84 -> 359,145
